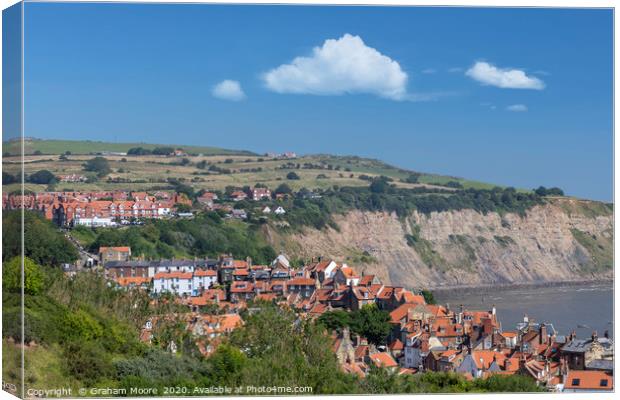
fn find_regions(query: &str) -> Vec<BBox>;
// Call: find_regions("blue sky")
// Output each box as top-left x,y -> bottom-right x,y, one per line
20,3 -> 613,201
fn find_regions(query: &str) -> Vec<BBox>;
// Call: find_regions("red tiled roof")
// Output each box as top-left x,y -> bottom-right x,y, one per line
359,275 -> 375,286
314,260 -> 333,272
400,292 -> 425,305
355,345 -> 369,360
339,266 -> 357,278
309,302 -> 328,316
233,269 -> 249,276
287,277 -> 316,286
369,352 -> 398,368
115,276 -> 151,286
100,246 -> 131,253
230,281 -> 254,293
154,272 -> 192,280
390,303 -> 418,324
194,269 -> 217,277
472,350 -> 506,370
389,338 -> 404,351
188,289 -> 226,306
376,286 -> 394,300
564,370 -> 613,390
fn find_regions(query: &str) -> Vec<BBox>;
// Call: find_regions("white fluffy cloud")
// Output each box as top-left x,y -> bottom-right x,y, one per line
506,104 -> 528,112
465,62 -> 545,90
262,34 -> 408,100
212,80 -> 246,101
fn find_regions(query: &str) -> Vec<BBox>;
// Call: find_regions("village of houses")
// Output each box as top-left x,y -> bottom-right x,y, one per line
96,245 -> 612,393
2,186 -> 286,227
2,187 -> 614,393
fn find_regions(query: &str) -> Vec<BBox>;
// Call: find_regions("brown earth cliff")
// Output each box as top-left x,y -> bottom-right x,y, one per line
268,198 -> 613,289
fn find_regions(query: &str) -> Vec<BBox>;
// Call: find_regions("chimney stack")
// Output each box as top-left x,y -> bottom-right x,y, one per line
539,323 -> 547,345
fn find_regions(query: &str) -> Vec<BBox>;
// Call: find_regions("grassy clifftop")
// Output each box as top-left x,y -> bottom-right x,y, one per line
2,138 -> 256,157
3,140 -> 499,194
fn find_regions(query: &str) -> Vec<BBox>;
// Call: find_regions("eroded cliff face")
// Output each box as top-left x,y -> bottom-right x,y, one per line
278,198 -> 613,289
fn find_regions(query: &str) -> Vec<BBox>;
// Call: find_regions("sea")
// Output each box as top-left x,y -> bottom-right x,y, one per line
434,282 -> 614,338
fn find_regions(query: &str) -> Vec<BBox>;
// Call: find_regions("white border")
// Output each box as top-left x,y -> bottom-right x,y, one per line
0,1 -> 616,400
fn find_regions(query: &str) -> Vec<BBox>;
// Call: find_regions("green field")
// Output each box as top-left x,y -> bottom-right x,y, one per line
2,139 -> 514,193
2,138 -> 256,156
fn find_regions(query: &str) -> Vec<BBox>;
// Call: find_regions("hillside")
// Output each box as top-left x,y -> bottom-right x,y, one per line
2,138 -> 256,157
3,140 -> 500,194
269,197 -> 613,289
2,139 -> 613,290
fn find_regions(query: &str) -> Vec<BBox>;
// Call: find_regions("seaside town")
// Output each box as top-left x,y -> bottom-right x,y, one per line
1,177 -> 613,393
100,250 -> 615,393
2,187 -> 283,227
4,188 -> 614,393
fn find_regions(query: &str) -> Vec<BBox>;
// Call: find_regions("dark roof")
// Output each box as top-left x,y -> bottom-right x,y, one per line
586,359 -> 614,371
105,261 -> 150,268
150,260 -> 197,267
562,339 -> 591,353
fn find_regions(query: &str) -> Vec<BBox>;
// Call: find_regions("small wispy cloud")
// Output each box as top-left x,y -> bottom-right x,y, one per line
212,80 -> 246,101
448,67 -> 463,73
421,68 -> 436,74
506,104 -> 528,112
466,61 -> 545,90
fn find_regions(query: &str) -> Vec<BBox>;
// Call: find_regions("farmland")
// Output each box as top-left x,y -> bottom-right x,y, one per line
2,139 -> 496,194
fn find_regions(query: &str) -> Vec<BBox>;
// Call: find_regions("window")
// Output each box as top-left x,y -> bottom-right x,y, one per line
571,378 -> 580,386
600,379 -> 608,387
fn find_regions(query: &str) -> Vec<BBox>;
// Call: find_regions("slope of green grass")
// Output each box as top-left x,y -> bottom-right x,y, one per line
3,138 -> 256,156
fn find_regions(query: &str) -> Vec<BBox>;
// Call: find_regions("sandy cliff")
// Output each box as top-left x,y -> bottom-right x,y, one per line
275,198 -> 613,289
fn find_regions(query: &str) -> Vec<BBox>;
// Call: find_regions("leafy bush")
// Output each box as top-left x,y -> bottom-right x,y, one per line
84,215 -> 276,264
27,170 -> 56,184
286,171 -> 300,180
3,171 -> 18,184
83,156 -> 111,177
152,147 -> 174,155
127,147 -> 152,155
64,309 -> 104,341
3,211 -> 79,266
534,186 -> 564,196
2,256 -> 45,295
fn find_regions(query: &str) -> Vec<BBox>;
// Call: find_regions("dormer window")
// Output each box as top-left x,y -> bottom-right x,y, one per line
600,379 -> 608,387
572,379 -> 580,386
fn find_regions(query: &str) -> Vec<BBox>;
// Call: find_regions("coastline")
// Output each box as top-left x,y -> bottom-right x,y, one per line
429,278 -> 613,296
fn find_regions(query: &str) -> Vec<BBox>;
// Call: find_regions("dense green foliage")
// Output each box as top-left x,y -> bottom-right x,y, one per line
3,171 -> 18,184
152,147 -> 174,155
27,170 -> 56,184
421,289 -> 436,305
2,211 -> 79,266
80,212 -> 276,263
279,184 -> 546,231
2,257 -> 45,295
227,302 -> 359,394
318,304 -> 392,346
83,156 -> 111,177
127,147 -> 153,155
534,186 -> 564,196
361,369 -> 544,394
286,171 -> 300,180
